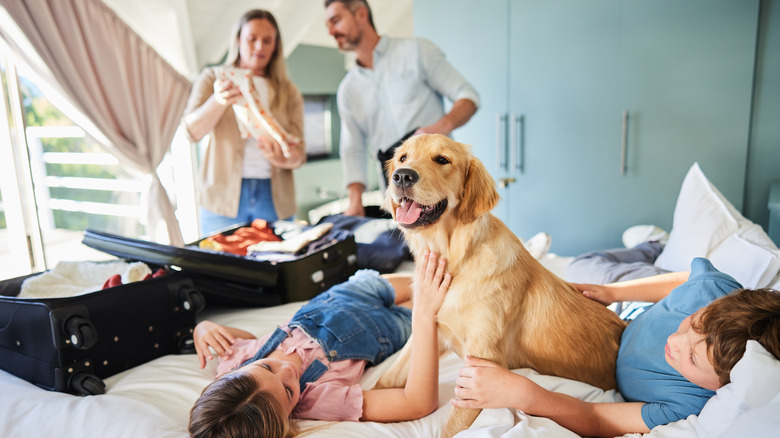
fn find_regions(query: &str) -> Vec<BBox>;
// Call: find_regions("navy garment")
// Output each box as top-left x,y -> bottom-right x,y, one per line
319,214 -> 410,273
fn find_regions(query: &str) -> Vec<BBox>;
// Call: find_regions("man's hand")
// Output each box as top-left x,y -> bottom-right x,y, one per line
344,183 -> 366,216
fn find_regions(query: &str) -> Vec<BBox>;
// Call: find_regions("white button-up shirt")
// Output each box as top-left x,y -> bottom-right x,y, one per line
336,37 -> 480,188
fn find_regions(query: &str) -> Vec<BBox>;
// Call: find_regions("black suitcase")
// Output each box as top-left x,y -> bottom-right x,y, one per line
0,267 -> 204,395
82,224 -> 359,307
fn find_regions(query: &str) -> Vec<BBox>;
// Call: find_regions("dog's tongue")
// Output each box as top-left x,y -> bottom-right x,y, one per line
396,200 -> 422,225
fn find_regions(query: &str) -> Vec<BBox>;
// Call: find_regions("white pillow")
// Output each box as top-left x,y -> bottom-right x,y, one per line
708,224 -> 780,288
654,163 -> 780,289
695,340 -> 780,437
654,163 -> 743,272
631,340 -> 780,438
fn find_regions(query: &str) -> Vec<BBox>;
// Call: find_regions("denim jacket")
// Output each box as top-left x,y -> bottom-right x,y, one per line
242,270 -> 412,389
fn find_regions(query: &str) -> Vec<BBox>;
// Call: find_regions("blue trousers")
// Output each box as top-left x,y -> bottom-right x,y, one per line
199,178 -> 292,236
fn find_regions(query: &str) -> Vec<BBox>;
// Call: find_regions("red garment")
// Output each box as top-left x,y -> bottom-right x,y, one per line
199,219 -> 282,256
101,268 -> 166,290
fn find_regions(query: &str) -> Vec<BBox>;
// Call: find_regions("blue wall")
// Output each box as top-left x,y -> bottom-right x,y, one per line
745,0 -> 780,230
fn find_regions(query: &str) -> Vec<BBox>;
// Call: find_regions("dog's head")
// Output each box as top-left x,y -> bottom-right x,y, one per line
382,134 -> 499,229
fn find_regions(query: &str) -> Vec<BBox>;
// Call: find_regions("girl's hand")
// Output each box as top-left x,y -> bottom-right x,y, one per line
413,250 -> 451,320
571,282 -> 617,306
451,356 -> 536,410
193,320 -> 237,369
213,79 -> 240,106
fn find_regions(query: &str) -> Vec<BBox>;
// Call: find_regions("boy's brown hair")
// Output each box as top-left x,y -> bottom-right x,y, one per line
189,370 -> 298,438
694,288 -> 780,386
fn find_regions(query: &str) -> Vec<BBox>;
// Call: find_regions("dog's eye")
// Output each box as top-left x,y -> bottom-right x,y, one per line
435,156 -> 450,165
399,154 -> 407,163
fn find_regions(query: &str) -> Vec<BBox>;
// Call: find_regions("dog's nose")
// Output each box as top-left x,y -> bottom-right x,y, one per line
392,168 -> 419,189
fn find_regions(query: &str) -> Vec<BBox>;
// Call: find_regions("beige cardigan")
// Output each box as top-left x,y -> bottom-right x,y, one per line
181,66 -> 305,219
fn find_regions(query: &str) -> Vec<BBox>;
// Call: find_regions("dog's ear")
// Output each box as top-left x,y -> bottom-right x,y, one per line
458,157 -> 500,223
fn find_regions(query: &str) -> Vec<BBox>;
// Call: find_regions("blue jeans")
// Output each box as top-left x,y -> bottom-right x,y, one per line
289,269 -> 412,364
199,178 -> 292,236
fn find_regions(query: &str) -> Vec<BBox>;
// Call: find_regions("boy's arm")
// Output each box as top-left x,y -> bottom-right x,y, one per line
572,271 -> 690,306
362,251 -> 450,422
453,356 -> 650,437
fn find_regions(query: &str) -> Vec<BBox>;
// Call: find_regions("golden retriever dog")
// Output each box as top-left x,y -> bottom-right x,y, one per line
376,134 -> 626,437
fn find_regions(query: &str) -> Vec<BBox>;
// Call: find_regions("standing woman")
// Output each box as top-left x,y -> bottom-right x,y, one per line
182,10 -> 305,236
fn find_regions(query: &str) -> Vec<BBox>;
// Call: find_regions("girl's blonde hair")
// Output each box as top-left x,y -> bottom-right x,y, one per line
188,370 -> 298,438
224,9 -> 293,115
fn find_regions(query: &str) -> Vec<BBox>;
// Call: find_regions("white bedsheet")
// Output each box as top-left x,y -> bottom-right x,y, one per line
4,253 -> 774,437
0,298 -> 624,438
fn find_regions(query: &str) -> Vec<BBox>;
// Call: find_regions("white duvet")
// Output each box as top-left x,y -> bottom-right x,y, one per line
0,299 -> 620,438
1,255 -> 777,438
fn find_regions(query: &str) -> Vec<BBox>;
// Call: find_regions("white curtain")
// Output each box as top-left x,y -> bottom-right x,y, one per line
0,0 -> 192,245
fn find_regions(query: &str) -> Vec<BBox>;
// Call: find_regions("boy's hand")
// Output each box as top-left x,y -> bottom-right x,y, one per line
571,282 -> 617,306
413,250 -> 451,319
193,320 -> 237,369
452,356 -> 537,410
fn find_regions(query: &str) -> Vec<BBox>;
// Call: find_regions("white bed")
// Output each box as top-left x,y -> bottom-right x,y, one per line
0,255 -> 617,438
3,164 -> 780,438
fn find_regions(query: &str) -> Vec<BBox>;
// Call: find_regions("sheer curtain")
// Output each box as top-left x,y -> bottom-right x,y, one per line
0,0 -> 192,245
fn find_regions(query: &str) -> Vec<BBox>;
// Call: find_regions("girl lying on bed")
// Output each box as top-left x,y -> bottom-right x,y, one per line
451,257 -> 780,437
188,251 -> 451,437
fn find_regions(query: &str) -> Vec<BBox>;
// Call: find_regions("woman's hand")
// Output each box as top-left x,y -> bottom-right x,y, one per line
571,282 -> 617,306
413,250 -> 451,320
257,135 -> 305,169
451,356 -> 538,410
212,79 -> 241,107
193,320 -> 238,369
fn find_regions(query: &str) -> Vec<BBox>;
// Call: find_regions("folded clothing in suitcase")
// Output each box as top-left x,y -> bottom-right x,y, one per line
82,221 -> 359,307
0,264 -> 204,396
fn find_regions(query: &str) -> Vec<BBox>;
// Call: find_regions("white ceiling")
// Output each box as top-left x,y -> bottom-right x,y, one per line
101,0 -> 413,79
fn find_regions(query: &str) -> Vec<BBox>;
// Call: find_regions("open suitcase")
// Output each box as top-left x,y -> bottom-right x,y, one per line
0,267 -> 203,396
82,223 -> 359,307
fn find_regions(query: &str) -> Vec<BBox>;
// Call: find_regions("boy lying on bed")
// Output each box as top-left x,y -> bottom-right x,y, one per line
188,251 -> 450,438
451,257 -> 780,437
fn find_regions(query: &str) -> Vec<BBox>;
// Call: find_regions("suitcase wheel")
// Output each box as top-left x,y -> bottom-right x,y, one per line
69,372 -> 106,396
64,316 -> 98,350
178,288 -> 205,313
177,335 -> 196,355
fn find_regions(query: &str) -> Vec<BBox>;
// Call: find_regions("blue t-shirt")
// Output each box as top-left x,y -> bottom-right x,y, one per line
616,258 -> 742,429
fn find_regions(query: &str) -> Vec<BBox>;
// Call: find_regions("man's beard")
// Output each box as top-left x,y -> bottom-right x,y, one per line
337,30 -> 362,51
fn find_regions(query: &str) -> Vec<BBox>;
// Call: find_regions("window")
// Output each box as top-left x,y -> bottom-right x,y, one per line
0,54 -> 147,278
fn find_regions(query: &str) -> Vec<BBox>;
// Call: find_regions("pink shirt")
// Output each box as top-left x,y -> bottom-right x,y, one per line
216,326 -> 367,421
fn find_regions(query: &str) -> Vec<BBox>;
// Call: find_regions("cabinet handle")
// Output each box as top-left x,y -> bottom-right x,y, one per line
495,113 -> 508,171
511,114 -> 524,172
621,110 -> 628,176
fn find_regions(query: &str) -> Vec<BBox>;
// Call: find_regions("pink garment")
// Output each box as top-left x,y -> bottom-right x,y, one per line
216,326 -> 367,421
217,67 -> 299,158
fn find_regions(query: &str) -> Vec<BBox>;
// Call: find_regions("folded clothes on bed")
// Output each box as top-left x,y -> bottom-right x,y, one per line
19,260 -> 153,299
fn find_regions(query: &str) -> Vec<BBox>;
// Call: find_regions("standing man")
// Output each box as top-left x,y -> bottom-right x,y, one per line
325,0 -> 480,216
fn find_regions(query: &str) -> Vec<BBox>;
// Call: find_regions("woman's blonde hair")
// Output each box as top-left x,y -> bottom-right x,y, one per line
189,370 -> 299,438
224,9 -> 293,115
